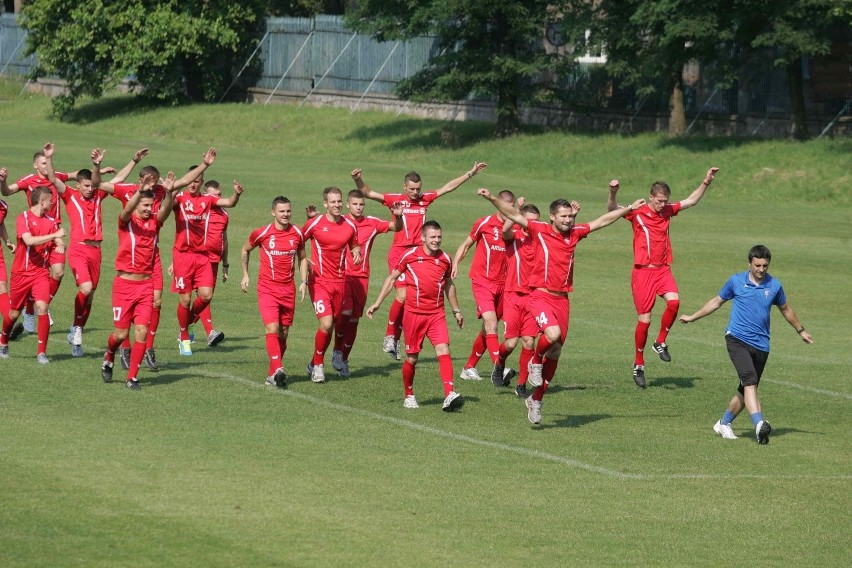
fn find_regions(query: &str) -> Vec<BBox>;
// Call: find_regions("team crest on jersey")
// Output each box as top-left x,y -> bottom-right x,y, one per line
764,290 -> 770,298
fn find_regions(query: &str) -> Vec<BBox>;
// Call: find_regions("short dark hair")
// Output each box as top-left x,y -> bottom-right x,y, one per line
405,171 -> 421,184
32,151 -> 45,163
497,190 -> 515,204
204,180 -> 220,190
520,203 -> 540,215
348,189 -> 365,200
549,199 -> 572,215
138,189 -> 155,200
272,196 -> 291,208
748,244 -> 772,263
30,186 -> 52,203
76,169 -> 92,182
323,186 -> 342,200
422,220 -> 442,234
650,181 -> 671,197
139,165 -> 161,180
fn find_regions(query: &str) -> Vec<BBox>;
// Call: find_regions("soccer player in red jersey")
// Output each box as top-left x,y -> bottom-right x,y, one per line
366,221 -> 465,412
302,186 -> 361,383
240,196 -> 307,387
479,188 -> 646,425
314,190 -> 403,378
94,147 -> 210,370
0,197 -> 16,333
42,143 -> 109,357
352,163 -> 486,360
0,147 -> 75,332
495,199 -> 542,398
171,160 -> 242,357
184,179 -> 230,347
101,174 -> 177,389
0,185 -> 66,363
452,190 -> 515,385
607,167 -> 719,388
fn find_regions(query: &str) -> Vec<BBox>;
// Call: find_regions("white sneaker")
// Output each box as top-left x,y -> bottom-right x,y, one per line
36,353 -> 50,365
23,311 -> 35,333
403,395 -> 419,409
459,367 -> 482,381
310,363 -> 326,383
525,397 -> 542,424
382,335 -> 395,353
441,391 -> 465,412
331,350 -> 344,371
713,420 -> 738,440
69,325 -> 83,346
393,340 -> 402,361
527,363 -> 544,387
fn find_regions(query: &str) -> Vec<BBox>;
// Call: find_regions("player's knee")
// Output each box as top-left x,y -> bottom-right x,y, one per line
667,298 -> 680,311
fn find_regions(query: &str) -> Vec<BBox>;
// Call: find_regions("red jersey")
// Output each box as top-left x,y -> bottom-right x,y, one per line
172,191 -> 220,253
61,187 -> 109,242
504,224 -> 535,293
302,214 -> 358,281
247,223 -> 305,285
346,214 -> 391,278
205,205 -> 229,263
0,199 -> 7,225
13,210 -> 58,273
382,192 -> 438,248
527,220 -> 591,293
466,214 -> 508,282
115,214 -> 162,275
396,247 -> 453,315
15,171 -> 69,222
625,202 -> 682,266
111,183 -> 168,213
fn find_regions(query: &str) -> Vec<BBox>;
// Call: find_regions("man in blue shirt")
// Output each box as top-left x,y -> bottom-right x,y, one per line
679,245 -> 813,444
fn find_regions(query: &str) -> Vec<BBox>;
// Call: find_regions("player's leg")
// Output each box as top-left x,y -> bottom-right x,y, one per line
631,268 -> 656,388
400,310 -> 423,408
652,271 -> 680,362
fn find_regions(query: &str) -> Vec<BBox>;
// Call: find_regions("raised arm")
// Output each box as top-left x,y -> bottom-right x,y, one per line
351,168 -> 385,203
109,147 -> 148,184
777,303 -> 814,344
586,198 -> 645,232
679,167 -> 719,210
477,187 -> 526,226
216,180 -> 244,208
90,148 -> 113,192
607,180 -> 621,211
43,143 -> 67,194
451,236 -> 475,280
434,161 -> 487,198
388,201 -> 404,232
0,167 -> 19,196
172,147 -> 216,190
678,295 -> 726,324
156,172 -> 177,224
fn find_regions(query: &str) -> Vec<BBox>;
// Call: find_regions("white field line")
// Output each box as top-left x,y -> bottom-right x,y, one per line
581,319 -> 852,400
197,370 -> 852,482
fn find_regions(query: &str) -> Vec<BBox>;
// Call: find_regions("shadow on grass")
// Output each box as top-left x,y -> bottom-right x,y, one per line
657,135 -> 851,154
536,413 -> 613,431
417,394 -> 480,409
61,95 -> 174,125
648,376 -> 700,389
344,118 -> 507,151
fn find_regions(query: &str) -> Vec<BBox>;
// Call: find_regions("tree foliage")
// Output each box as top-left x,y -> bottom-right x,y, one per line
346,1 -> 579,136
21,0 -> 267,118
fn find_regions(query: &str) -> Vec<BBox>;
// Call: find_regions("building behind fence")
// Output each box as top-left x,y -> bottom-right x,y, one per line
1,13 -> 848,137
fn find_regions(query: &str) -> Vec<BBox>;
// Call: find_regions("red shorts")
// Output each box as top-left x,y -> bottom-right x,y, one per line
171,250 -> 214,293
632,265 -> 678,314
308,276 -> 345,319
111,276 -> 154,329
503,290 -> 539,339
341,275 -> 369,318
68,243 -> 102,288
402,310 -> 450,355
9,269 -> 51,310
471,278 -> 504,319
388,245 -> 415,289
528,290 -> 570,344
0,253 -> 7,284
49,248 -> 65,267
257,280 -> 296,327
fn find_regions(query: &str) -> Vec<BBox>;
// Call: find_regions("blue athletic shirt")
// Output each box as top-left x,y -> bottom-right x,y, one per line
719,271 -> 786,352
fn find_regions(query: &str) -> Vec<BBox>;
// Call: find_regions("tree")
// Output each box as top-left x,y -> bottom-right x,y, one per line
346,1 -> 577,136
588,1 -> 737,137
21,0 -> 266,118
735,0 -> 843,140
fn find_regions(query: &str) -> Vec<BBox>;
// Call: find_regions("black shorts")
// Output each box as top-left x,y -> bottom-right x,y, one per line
725,334 -> 768,390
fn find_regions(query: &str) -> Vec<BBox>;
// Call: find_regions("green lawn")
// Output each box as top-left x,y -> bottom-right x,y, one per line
1,81 -> 850,566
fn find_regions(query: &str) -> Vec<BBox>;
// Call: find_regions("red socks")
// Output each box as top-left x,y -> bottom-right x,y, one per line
657,299 -> 680,344
465,332 -> 486,369
265,332 -> 281,375
313,329 -> 331,365
437,353 -> 455,396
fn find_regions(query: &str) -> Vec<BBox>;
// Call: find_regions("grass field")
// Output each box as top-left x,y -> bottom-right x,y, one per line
1,79 -> 850,566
